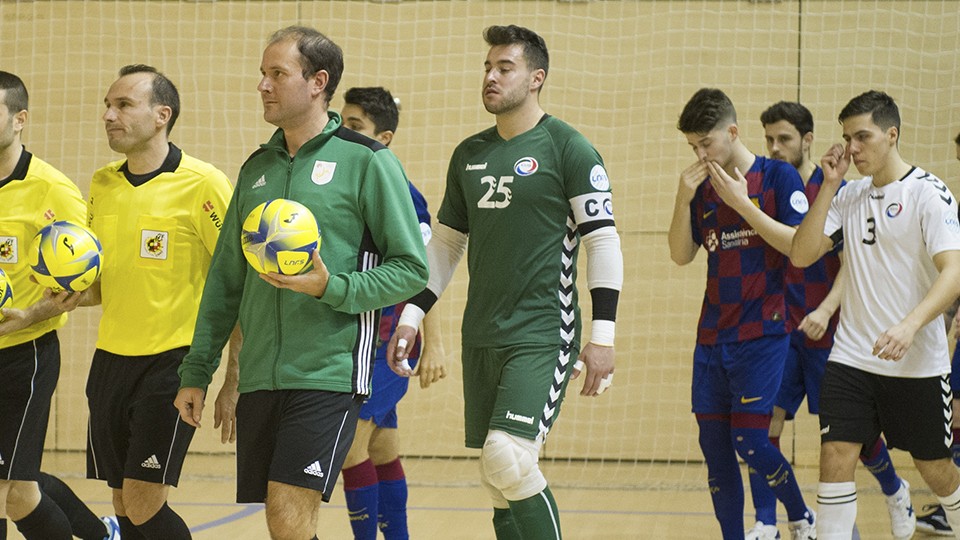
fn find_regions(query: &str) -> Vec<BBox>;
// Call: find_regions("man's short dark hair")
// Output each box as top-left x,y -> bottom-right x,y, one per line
344,87 -> 399,135
270,26 -> 343,105
677,88 -> 737,134
838,90 -> 901,134
0,71 -> 29,114
118,64 -> 180,134
483,25 -> 549,81
760,101 -> 814,137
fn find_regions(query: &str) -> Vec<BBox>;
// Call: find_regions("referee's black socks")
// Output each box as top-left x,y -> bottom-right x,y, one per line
136,503 -> 191,539
14,492 -> 72,540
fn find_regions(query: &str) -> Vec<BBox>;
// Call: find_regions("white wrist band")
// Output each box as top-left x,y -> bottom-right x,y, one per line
590,319 -> 615,347
397,303 -> 425,331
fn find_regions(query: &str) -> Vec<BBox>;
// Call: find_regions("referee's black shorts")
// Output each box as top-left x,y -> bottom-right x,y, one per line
86,346 -> 195,488
0,331 -> 60,480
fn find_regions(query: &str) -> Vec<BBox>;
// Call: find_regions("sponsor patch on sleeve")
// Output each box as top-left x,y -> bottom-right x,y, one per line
589,165 -> 610,191
789,190 -> 810,214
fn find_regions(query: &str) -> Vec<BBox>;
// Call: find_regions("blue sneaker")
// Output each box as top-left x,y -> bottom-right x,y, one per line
101,515 -> 121,539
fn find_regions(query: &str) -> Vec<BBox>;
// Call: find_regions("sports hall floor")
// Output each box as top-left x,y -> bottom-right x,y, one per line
7,452 -> 944,539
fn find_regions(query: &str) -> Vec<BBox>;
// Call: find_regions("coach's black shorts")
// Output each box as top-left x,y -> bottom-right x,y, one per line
0,331 -> 59,480
86,347 -> 195,488
820,361 -> 952,461
235,389 -> 363,503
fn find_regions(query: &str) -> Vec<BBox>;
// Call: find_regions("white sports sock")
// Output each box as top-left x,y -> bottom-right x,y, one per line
817,482 -> 857,539
936,483 -> 960,539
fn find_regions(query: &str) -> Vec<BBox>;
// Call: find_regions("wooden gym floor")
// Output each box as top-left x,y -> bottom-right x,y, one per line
4,451 -> 945,539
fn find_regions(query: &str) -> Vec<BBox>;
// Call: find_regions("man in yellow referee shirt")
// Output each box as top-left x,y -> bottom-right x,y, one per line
79,64 -> 236,539
0,71 -> 87,539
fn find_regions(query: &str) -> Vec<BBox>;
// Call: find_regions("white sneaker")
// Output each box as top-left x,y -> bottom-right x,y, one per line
101,515 -> 121,540
885,479 -> 916,540
787,508 -> 816,540
745,521 -> 781,539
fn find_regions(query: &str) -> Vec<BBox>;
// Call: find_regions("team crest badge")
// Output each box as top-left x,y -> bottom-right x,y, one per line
0,237 -> 17,263
705,230 -> 719,252
514,157 -> 538,176
311,161 -> 336,185
140,229 -> 169,260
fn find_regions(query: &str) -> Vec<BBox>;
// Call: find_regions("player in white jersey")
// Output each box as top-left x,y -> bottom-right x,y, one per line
791,90 -> 960,539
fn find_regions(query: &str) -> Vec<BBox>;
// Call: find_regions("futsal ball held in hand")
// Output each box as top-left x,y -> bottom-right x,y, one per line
241,199 -> 321,275
29,221 -> 103,292
0,268 -> 13,317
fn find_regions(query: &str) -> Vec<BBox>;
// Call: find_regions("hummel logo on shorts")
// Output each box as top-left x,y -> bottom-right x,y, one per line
304,461 -> 325,478
141,454 -> 162,469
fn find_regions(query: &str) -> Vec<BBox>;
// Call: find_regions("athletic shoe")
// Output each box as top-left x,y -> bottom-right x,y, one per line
916,503 -> 954,536
101,515 -> 121,540
787,508 -> 816,540
885,478 -> 916,539
745,521 -> 781,539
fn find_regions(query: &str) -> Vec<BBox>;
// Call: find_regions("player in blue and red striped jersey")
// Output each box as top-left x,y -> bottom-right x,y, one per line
337,86 -> 447,540
668,88 -> 816,540
745,101 -> 913,540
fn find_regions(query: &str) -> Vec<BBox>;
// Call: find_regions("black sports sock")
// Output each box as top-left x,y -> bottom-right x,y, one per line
1,517 -> 7,540
13,492 -> 72,540
135,503 -> 191,540
37,472 -> 109,540
117,516 -> 147,540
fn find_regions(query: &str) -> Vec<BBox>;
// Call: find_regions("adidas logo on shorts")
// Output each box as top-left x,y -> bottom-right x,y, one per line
304,461 -> 325,478
141,454 -> 162,470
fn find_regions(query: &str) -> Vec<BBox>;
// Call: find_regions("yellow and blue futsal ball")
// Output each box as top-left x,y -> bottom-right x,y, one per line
241,199 -> 321,275
29,221 -> 103,292
0,267 -> 13,316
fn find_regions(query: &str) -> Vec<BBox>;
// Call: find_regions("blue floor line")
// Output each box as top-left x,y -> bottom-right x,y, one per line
189,505 -> 264,533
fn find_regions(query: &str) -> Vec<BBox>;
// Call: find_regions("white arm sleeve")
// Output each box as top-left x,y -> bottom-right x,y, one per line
426,221 -> 469,297
581,226 -> 624,292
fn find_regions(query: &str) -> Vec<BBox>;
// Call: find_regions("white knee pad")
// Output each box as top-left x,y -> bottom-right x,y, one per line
478,467 -> 510,509
479,430 -> 547,501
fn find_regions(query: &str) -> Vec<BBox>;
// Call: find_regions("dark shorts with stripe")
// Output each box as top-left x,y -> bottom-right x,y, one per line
819,361 -> 953,461
86,347 -> 196,488
236,389 -> 363,503
0,331 -> 59,480
461,343 -> 576,449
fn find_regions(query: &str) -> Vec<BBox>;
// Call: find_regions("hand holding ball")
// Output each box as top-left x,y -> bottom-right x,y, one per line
241,199 -> 321,275
29,221 -> 102,292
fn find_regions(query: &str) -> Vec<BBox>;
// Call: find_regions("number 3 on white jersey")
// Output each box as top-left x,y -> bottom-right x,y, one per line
478,176 -> 513,209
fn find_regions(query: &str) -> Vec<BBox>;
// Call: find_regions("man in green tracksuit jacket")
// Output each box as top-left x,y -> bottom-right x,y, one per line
175,26 -> 427,540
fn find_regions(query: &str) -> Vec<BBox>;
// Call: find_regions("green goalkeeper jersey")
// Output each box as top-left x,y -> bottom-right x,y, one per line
439,115 -> 615,348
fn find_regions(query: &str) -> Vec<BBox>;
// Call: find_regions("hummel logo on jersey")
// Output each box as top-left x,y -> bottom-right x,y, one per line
304,461 -> 325,478
252,175 -> 266,189
505,410 -> 535,425
141,455 -> 162,469
465,162 -> 487,171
